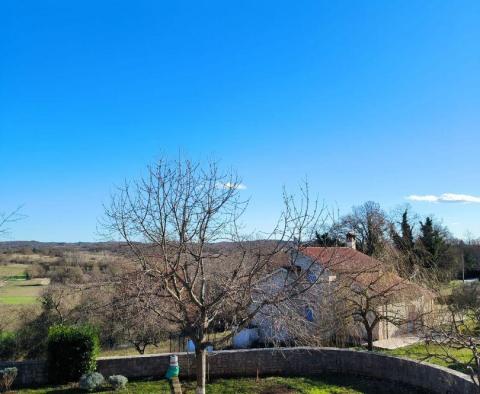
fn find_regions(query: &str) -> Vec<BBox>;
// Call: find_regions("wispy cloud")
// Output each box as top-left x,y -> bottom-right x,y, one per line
406,193 -> 480,203
219,182 -> 247,190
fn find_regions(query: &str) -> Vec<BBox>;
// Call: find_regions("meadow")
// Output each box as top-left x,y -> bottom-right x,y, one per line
0,262 -> 48,331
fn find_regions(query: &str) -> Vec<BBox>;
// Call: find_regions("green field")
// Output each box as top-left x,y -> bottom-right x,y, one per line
18,375 -> 430,394
0,265 -> 48,301
383,343 -> 472,374
0,263 -> 49,330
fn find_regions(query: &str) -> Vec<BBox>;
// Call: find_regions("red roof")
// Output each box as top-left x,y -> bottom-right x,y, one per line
300,247 -> 434,300
301,247 -> 384,274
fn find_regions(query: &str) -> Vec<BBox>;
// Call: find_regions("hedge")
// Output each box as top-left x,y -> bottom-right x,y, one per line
47,324 -> 99,383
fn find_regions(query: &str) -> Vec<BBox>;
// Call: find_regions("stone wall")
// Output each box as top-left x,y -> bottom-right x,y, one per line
3,347 -> 477,393
0,359 -> 47,387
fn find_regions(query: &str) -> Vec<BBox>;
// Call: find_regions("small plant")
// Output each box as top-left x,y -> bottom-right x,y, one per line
108,375 -> 128,390
79,372 -> 104,392
47,324 -> 99,383
0,367 -> 17,393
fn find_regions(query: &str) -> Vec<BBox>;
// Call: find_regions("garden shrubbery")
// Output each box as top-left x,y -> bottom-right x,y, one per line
108,375 -> 128,390
79,372 -> 104,392
47,324 -> 99,383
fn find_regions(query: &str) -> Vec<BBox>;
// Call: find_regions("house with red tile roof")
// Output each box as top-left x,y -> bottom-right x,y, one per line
247,233 -> 435,347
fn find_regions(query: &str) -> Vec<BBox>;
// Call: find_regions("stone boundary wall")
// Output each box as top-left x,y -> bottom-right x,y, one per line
0,359 -> 47,387
2,347 -> 477,393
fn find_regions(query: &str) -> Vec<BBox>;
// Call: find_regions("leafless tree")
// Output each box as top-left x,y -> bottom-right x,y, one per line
336,201 -> 389,258
103,157 -> 331,394
340,267 -> 413,351
107,281 -> 170,354
421,282 -> 480,390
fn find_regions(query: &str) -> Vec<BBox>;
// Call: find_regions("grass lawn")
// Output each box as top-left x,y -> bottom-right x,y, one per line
17,375 -> 430,394
383,342 -> 472,374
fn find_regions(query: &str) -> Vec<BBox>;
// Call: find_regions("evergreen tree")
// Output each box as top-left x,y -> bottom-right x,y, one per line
418,217 -> 450,270
400,210 -> 415,251
390,209 -> 417,276
392,210 -> 414,252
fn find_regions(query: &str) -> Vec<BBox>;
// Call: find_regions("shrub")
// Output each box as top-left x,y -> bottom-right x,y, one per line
47,325 -> 99,383
0,367 -> 17,392
79,372 -> 104,392
0,333 -> 16,360
108,375 -> 128,390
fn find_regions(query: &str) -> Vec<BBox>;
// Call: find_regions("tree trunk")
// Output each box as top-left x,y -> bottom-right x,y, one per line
366,327 -> 373,351
195,347 -> 207,394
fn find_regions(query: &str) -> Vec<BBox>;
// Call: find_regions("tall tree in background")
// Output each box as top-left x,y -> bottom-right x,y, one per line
339,201 -> 388,257
390,209 -> 418,277
418,217 -> 453,274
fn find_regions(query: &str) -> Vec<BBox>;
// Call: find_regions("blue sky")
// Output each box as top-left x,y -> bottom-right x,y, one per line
0,1 -> 479,242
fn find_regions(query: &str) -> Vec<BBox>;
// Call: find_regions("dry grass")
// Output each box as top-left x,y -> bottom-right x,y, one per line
0,263 -> 28,278
0,253 -> 59,265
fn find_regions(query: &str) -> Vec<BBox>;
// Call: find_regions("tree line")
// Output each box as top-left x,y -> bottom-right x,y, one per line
315,200 -> 479,282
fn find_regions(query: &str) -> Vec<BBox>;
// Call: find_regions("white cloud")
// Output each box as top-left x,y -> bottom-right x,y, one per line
220,182 -> 247,190
406,193 -> 480,203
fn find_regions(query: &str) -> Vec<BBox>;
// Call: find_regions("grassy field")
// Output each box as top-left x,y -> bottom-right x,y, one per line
0,263 -> 48,330
0,263 -> 29,278
18,375 -> 430,394
0,264 -> 48,305
383,342 -> 472,374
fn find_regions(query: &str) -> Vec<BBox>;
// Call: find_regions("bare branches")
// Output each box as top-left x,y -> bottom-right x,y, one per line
421,282 -> 480,388
102,157 -> 330,394
0,206 -> 24,238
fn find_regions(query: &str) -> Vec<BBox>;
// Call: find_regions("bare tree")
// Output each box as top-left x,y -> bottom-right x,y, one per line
422,282 -> 480,390
103,157 -> 328,394
340,268 -> 413,350
108,280 -> 170,354
336,201 -> 389,257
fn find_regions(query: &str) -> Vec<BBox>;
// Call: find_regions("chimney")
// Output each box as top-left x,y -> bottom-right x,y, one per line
346,231 -> 356,249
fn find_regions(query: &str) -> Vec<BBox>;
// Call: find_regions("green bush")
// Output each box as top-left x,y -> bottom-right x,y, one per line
108,375 -> 128,390
47,325 -> 99,383
0,333 -> 16,360
0,367 -> 17,392
79,372 -> 104,392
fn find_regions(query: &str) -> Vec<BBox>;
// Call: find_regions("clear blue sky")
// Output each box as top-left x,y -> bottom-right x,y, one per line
1,1 -> 479,242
